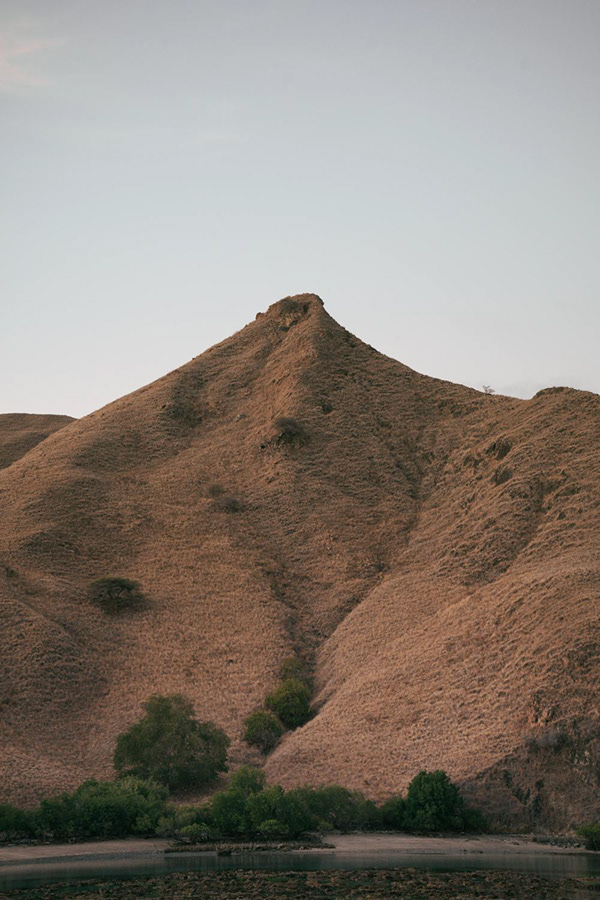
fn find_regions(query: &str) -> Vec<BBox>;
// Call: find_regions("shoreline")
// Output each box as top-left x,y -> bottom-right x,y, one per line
0,832 -> 593,869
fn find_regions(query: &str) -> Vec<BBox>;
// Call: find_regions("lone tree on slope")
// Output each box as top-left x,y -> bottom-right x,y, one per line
114,694 -> 229,792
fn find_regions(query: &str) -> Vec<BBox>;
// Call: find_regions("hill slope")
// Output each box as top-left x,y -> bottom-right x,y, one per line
1,295 -> 598,830
0,414 -> 74,470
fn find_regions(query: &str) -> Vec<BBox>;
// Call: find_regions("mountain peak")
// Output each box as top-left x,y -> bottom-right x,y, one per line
265,292 -> 324,313
256,293 -> 325,326
1,294 -> 599,832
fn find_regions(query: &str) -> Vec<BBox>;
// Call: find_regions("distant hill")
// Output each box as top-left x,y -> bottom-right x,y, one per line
1,295 -> 598,831
0,414 -> 74,470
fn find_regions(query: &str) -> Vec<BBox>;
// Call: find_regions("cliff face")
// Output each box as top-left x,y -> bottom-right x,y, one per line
1,294 -> 599,830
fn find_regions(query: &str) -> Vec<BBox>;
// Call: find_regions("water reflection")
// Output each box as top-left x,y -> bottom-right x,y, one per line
2,848 -> 600,892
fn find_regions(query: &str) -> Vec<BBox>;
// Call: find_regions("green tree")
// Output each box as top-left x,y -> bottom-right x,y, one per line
227,766 -> 267,797
380,795 -> 406,830
404,770 -> 466,832
245,785 -> 313,837
114,695 -> 229,791
265,678 -> 312,729
210,788 -> 249,836
244,710 -> 284,753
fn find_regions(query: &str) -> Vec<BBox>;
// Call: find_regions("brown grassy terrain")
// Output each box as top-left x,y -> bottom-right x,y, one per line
1,295 -> 599,830
0,415 -> 73,471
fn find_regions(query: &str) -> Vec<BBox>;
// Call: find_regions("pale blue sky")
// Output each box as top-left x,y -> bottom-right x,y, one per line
2,0 -> 599,417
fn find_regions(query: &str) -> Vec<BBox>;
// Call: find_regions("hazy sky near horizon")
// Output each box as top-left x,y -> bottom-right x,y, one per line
1,0 -> 599,417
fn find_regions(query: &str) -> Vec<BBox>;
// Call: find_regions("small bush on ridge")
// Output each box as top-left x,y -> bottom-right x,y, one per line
244,710 -> 284,754
265,678 -> 312,729
278,657 -> 313,691
87,577 -> 146,615
273,417 -> 309,447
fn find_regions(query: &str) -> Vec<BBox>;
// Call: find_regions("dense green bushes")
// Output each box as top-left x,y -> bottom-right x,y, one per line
157,768 -> 375,841
0,778 -> 168,842
37,778 -> 168,841
0,767 -> 486,845
404,770 -> 468,832
156,767 -> 485,842
114,695 -> 229,791
577,822 -> 600,850
286,785 -> 380,832
0,804 -> 33,842
376,770 -> 486,834
244,657 -> 314,754
243,711 -> 284,754
265,678 -> 312,729
380,795 -> 407,830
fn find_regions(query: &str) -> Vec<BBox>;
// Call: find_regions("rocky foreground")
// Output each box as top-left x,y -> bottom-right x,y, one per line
2,869 -> 600,900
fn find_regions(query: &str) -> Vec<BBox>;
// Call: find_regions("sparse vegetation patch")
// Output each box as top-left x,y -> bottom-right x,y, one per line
87,576 -> 146,615
491,466 -> 512,486
272,417 -> 310,447
208,484 -> 242,512
486,438 -> 512,460
524,727 -> 565,753
277,656 -> 313,691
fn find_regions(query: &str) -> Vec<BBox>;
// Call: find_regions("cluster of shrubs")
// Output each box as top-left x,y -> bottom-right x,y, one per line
577,823 -> 600,850
156,767 -> 381,841
0,768 -> 486,844
0,778 -> 168,842
0,693 -> 488,845
244,658 -> 313,754
177,767 -> 488,839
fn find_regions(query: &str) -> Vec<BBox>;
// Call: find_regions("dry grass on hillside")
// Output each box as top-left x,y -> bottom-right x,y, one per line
0,295 -> 599,830
0,414 -> 73,471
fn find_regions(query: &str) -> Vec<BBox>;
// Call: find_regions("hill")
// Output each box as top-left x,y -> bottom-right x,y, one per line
0,414 -> 74,471
1,294 -> 598,830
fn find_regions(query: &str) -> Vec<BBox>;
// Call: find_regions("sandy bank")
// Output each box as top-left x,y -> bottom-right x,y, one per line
0,833 -> 589,868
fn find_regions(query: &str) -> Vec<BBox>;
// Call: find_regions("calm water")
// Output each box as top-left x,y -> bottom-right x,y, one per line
2,849 -> 600,891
